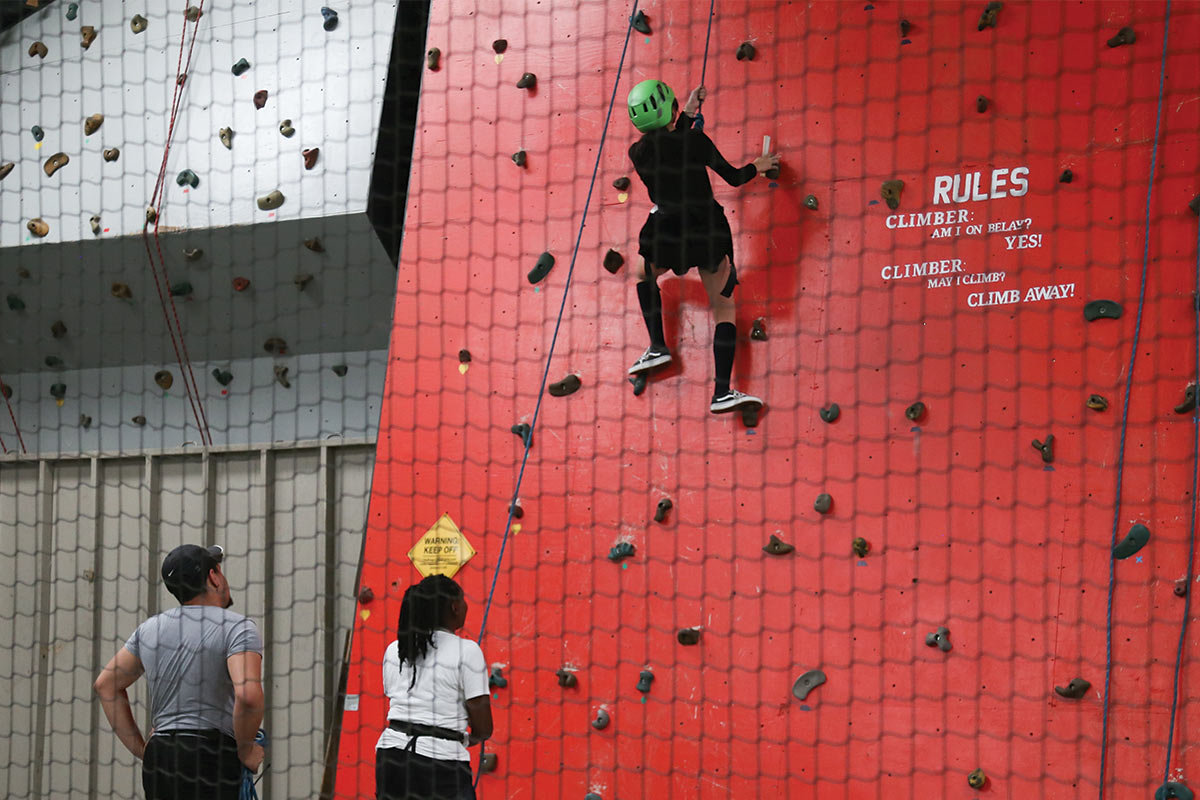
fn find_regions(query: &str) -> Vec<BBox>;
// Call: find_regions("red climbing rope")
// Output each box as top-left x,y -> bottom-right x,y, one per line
0,375 -> 26,454
140,1 -> 214,448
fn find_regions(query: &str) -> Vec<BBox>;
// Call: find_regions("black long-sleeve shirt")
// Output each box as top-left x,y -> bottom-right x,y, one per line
628,113 -> 757,210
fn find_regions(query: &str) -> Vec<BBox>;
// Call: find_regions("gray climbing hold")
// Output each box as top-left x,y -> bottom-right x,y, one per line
736,41 -> 756,61
492,39 -> 508,54
751,318 -> 767,340
489,665 -> 507,688
603,249 -> 624,274
321,7 -> 339,31
512,150 -> 527,167
1114,523 -> 1150,560
176,170 -> 199,189
852,537 -> 870,558
925,626 -> 952,652
332,365 -> 348,377
480,752 -> 497,773
654,497 -> 672,523
154,370 -> 174,390
258,190 -> 285,210
1175,384 -> 1196,414
792,669 -> 826,701
1054,677 -> 1091,699
677,627 -> 700,646
608,541 -> 635,562
763,534 -> 794,556
79,414 -> 91,429
549,374 -> 582,397
274,366 -> 291,388
131,14 -> 148,33
427,48 -> 441,71
184,248 -> 203,261
132,415 -> 147,426
31,126 -> 44,142
803,194 -> 819,210
1060,169 -> 1073,183
212,369 -> 234,387
556,668 -> 577,688
967,768 -> 986,789
905,401 -> 926,422
1107,27 -> 1135,47
51,321 -> 67,339
185,6 -> 202,22
819,403 -> 840,423
528,252 -> 555,284
591,708 -> 610,730
511,423 -> 532,447
881,179 -> 904,210
1086,394 -> 1108,411
630,373 -> 647,396
90,215 -> 102,235
814,493 -> 832,514
50,383 -> 67,400
977,1 -> 1001,31
1031,434 -> 1054,463
636,670 -> 654,693
976,95 -> 989,113
280,119 -> 295,138
631,10 -> 650,34
1083,299 -> 1122,321
44,356 -> 64,368
612,176 -> 631,191
1156,782 -> 1194,800
516,72 -> 537,90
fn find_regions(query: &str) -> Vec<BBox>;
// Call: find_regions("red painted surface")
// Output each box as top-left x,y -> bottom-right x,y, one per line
337,2 -> 1200,797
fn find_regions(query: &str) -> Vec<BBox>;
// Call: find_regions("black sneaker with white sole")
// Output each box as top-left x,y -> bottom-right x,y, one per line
628,346 -> 672,375
710,389 -> 762,413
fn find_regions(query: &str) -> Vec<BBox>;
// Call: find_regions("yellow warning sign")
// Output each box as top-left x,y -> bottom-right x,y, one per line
408,513 -> 476,578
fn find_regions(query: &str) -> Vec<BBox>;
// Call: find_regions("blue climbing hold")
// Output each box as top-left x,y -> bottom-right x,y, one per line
1156,782 -> 1194,800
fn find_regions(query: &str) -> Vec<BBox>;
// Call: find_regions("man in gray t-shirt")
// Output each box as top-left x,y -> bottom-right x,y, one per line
94,544 -> 266,800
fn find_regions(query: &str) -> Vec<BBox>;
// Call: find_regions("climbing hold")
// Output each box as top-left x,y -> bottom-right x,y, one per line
131,15 -> 148,34
320,7 -> 339,31
0,383 -> 10,400
132,415 -> 147,426
585,794 -> 602,800
177,74 -> 188,87
881,179 -> 904,210
528,252 -> 555,284
66,3 -> 78,21
253,90 -> 268,109
111,283 -> 132,299
263,337 -> 288,355
1086,394 -> 1109,411
1175,578 -> 1188,598
79,414 -> 91,428
751,318 -> 768,341
636,670 -> 654,693
512,150 -> 527,167
1174,384 -> 1197,414
548,374 -> 582,397
81,26 -> 97,50
631,10 -> 651,34
185,6 -> 202,22
488,665 -> 507,688
426,48 -> 441,71
27,219 -> 49,238
764,163 -> 781,180
608,542 -> 635,562
509,502 -> 523,519
1083,299 -> 1122,321
1191,195 -> 1200,216
84,113 -> 104,135
1156,782 -> 1195,800
967,769 -> 987,789
44,356 -> 64,369
480,753 -> 497,773
458,349 -> 471,363
492,39 -> 508,54
28,41 -> 48,59
103,148 -> 120,162
1114,523 -> 1150,560
233,277 -> 251,292
230,58 -> 251,77
1054,677 -> 1091,699
169,282 -> 193,297
90,215 -> 102,235
219,128 -> 234,149
17,268 -> 30,279
654,497 -> 672,523
31,126 -> 44,142
1107,27 -> 1136,47
792,669 -> 826,701
331,365 -> 348,377
516,72 -> 537,90
511,423 -> 533,447
154,370 -> 174,390
819,403 -> 840,423
603,249 -> 624,274
304,237 -> 324,253
212,369 -> 234,387
803,194 -> 819,210
905,401 -> 926,422
977,1 -> 1002,31
51,321 -> 67,339
274,366 -> 291,389
612,176 -> 631,191
852,537 -> 870,558
555,668 -> 577,688
924,626 -> 952,652
183,248 -> 203,261
0,163 -> 13,181
736,42 -> 756,61
677,627 -> 701,646
814,493 -> 832,514
976,95 -> 989,113
1059,169 -> 1073,183
899,19 -> 912,36
6,295 -> 25,311
763,534 -> 795,556
629,373 -> 647,396
257,190 -> 285,210
303,148 -> 320,169
44,153 -> 70,177
591,708 -> 610,730
176,170 -> 199,189
50,383 -> 67,400
358,585 -> 375,604
293,273 -> 314,291
279,119 -> 295,138
1031,434 -> 1054,463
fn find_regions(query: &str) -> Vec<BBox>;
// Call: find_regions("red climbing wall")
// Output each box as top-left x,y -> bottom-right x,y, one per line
337,1 -> 1200,798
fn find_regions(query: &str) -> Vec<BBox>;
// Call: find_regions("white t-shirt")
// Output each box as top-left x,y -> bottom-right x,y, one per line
374,630 -> 489,761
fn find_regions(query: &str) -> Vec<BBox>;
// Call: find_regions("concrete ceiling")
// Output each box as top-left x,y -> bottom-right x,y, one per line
0,212 -> 397,374
0,0 -> 49,35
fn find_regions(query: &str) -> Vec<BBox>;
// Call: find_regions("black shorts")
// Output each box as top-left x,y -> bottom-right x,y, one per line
637,201 -> 736,276
376,746 -> 475,800
142,730 -> 242,800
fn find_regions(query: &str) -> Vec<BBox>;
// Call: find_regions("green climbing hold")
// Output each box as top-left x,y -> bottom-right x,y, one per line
511,423 -> 532,447
792,669 -> 826,701
814,493 -> 832,514
176,169 -> 199,189
1156,781 -> 1194,800
803,194 -> 818,210
852,537 -> 870,558
488,665 -> 507,688
1083,299 -> 1122,321
31,126 -> 44,142
905,401 -> 926,422
967,769 -> 987,789
1054,677 -> 1090,699
50,383 -> 67,399
556,668 -> 577,688
819,403 -> 840,423
6,295 -> 25,311
1113,523 -> 1150,560
45,356 -> 64,368
591,708 -> 610,730
212,368 -> 234,387
763,534 -> 794,555
232,58 -> 250,76
631,10 -> 651,35
636,670 -> 654,693
528,251 -> 554,284
332,365 -> 348,377
607,542 -> 635,562
169,282 -> 193,297
66,3 -> 78,21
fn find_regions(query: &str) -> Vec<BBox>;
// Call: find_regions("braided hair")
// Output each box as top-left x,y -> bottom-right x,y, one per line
395,575 -> 463,687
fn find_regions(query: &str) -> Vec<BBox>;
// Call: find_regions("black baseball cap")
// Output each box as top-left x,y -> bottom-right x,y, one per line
161,544 -> 225,597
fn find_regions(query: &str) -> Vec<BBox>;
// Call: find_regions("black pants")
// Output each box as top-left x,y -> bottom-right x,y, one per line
376,746 -> 475,800
142,731 -> 242,800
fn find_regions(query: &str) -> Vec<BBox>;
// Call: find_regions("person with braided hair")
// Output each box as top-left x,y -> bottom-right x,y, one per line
375,575 -> 492,800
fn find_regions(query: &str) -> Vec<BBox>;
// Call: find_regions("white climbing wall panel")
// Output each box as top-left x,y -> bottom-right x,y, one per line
0,0 -> 396,245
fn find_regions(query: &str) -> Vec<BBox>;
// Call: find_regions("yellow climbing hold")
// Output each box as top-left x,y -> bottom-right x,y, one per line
458,363 -> 469,375
360,609 -> 370,621
618,192 -> 629,203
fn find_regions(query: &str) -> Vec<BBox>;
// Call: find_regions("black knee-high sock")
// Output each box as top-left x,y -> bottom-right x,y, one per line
636,281 -> 666,350
713,322 -> 736,396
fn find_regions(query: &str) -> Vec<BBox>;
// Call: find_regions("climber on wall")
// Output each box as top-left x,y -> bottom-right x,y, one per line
625,80 -> 779,414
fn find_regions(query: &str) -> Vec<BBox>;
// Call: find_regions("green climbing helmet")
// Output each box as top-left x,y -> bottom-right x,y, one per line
628,79 -> 676,132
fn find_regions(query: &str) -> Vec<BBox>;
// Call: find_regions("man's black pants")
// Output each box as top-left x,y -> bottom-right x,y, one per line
376,746 -> 475,800
143,730 -> 242,800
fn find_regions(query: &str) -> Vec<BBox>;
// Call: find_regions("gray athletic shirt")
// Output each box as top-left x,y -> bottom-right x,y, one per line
124,606 -> 263,738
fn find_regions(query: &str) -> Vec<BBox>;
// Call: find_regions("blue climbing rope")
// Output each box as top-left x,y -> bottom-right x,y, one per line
238,729 -> 268,800
1098,4 -> 1171,797
694,0 -> 717,131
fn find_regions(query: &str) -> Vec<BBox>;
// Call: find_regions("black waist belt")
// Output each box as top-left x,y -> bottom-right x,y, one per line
153,729 -> 234,744
388,719 -> 463,747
